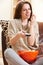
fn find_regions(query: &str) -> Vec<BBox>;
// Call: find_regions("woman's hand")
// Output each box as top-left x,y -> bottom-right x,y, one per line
18,30 -> 26,38
31,14 -> 36,23
29,14 -> 36,28
10,30 -> 26,44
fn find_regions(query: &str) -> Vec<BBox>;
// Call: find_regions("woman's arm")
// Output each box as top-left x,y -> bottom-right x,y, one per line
35,22 -> 39,47
27,22 -> 35,46
27,15 -> 36,46
8,21 -> 25,45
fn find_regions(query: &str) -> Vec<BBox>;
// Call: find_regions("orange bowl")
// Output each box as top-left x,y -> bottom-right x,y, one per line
18,50 -> 39,63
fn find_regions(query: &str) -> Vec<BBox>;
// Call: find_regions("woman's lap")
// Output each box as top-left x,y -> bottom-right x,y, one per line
4,48 -> 43,65
32,57 -> 43,65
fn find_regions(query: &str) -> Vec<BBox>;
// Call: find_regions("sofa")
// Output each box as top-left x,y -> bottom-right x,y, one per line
38,22 -> 43,43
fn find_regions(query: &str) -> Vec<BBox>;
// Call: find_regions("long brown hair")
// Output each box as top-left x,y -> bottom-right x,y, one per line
14,1 -> 32,21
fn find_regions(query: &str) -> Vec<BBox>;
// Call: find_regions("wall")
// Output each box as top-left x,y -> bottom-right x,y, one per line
0,0 -> 12,20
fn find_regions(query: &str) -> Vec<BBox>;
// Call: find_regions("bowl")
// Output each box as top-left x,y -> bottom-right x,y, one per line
18,50 -> 39,63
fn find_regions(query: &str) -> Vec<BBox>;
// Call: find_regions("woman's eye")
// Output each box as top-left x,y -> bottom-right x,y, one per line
23,9 -> 26,11
23,8 -> 31,11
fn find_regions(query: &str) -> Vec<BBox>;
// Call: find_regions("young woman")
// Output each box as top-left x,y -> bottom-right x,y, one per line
8,1 -> 39,52
4,1 -> 43,65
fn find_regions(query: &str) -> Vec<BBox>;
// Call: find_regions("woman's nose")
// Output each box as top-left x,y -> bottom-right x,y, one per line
26,9 -> 30,13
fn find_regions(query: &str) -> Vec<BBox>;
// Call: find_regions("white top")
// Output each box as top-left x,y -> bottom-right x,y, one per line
8,19 -> 39,53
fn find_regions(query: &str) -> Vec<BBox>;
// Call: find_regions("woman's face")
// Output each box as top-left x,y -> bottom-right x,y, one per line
21,4 -> 31,20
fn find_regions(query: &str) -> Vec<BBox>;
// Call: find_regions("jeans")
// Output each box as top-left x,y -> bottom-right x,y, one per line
4,48 -> 43,65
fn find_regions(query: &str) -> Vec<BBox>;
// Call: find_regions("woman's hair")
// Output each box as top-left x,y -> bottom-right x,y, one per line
14,1 -> 32,21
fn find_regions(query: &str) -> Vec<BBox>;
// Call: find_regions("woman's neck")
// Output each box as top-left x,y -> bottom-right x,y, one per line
21,19 -> 28,26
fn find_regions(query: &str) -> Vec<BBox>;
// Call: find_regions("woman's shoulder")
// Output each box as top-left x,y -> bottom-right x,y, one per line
8,19 -> 21,25
9,19 -> 20,23
34,21 -> 38,26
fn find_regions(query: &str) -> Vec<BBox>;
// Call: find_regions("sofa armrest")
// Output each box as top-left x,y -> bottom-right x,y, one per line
39,34 -> 43,43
